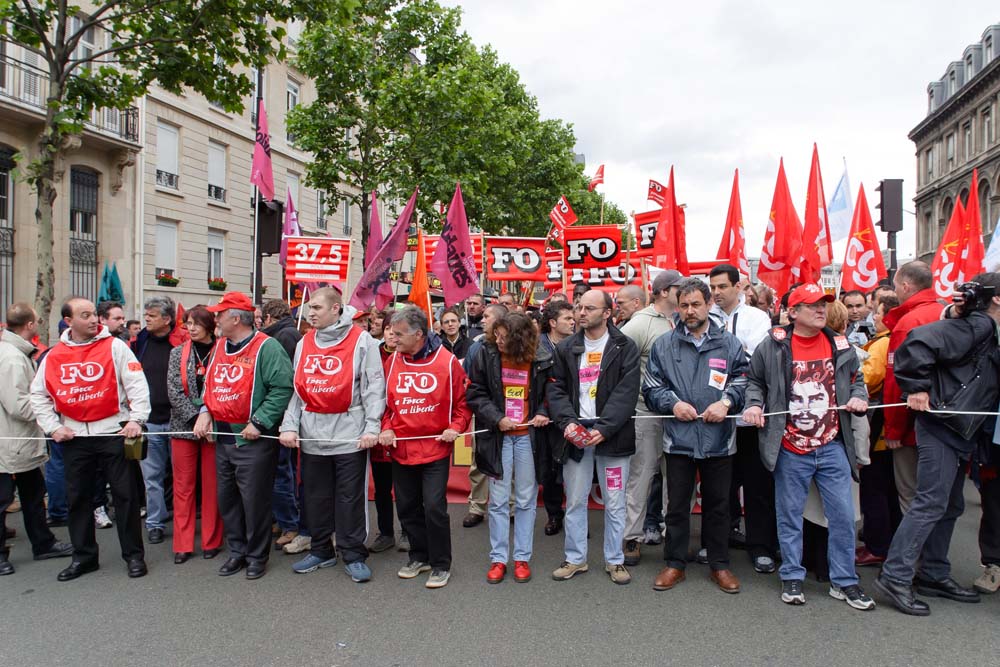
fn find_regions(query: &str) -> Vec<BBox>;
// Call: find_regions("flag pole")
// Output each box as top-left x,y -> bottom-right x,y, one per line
600,191 -> 605,225
250,66 -> 264,305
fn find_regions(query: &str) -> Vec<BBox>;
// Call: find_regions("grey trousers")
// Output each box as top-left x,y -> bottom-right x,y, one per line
892,446 -> 919,514
624,415 -> 664,542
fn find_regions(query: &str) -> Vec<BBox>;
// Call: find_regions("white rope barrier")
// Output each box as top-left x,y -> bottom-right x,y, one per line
631,402 -> 1000,420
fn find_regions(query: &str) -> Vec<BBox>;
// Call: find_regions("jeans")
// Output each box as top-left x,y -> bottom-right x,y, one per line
45,440 -> 68,521
272,446 -> 300,532
139,422 -> 172,530
488,435 -> 538,563
773,443 -> 858,588
562,447 -> 630,565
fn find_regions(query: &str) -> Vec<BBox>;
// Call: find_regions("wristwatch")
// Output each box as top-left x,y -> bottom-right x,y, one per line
720,397 -> 733,409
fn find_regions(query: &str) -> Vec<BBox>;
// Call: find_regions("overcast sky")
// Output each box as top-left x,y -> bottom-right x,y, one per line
445,1 -> 1000,263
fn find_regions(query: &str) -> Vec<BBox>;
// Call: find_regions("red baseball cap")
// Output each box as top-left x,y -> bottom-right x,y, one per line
787,283 -> 834,308
206,291 -> 255,313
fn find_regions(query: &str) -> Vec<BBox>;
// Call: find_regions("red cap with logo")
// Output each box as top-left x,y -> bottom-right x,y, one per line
206,291 -> 255,313
787,283 -> 834,308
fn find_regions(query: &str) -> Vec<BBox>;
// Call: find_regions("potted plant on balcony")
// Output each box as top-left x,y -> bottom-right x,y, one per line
208,277 -> 227,291
156,272 -> 179,287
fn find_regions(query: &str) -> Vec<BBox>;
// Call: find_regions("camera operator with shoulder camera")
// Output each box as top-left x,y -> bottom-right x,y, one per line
876,273 -> 1000,616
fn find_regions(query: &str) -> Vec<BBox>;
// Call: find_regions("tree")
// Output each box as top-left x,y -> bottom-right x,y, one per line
1,0 -> 354,341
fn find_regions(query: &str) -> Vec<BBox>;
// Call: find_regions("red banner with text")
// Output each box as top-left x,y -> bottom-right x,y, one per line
485,236 -> 548,281
284,236 -> 352,284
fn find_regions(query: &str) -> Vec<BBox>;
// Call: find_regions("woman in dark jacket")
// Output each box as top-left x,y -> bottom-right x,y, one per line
466,312 -> 553,584
166,306 -> 224,564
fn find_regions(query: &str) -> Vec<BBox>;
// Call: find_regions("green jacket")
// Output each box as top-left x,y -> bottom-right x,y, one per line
223,335 -> 293,446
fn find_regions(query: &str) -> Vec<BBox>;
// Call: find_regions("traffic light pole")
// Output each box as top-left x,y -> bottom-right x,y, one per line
886,229 -> 897,282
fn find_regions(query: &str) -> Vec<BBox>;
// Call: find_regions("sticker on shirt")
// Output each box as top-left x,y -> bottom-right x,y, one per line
834,335 -> 850,351
708,358 -> 728,371
505,386 -> 525,400
605,466 -> 623,492
708,370 -> 728,390
505,397 -> 525,422
586,351 -> 603,366
128,362 -> 142,372
579,366 -> 601,384
588,385 -> 597,399
502,368 -> 528,384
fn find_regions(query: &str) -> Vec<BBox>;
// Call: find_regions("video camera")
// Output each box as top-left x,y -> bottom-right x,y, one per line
953,281 -> 997,315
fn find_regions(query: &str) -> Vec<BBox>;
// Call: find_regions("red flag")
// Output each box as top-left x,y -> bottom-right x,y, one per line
588,164 -> 605,192
961,169 -> 986,282
653,167 -> 688,274
279,186 -> 301,267
800,144 -> 833,282
250,99 -> 275,201
409,229 -> 433,322
431,183 -> 480,306
647,179 -> 666,206
716,169 -> 750,275
933,170 -> 986,297
758,159 -> 804,296
840,185 -> 886,293
547,195 -> 578,245
350,189 -> 418,311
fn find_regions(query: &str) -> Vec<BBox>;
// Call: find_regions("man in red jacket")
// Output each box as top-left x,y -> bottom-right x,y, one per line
882,261 -> 944,512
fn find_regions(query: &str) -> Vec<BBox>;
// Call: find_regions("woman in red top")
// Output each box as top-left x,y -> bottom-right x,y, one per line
166,306 -> 224,563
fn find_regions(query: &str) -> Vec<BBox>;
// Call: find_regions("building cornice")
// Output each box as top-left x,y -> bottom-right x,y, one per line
910,56 -> 1000,143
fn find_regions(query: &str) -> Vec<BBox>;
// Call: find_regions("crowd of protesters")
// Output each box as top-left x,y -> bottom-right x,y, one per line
2,260 -> 1000,617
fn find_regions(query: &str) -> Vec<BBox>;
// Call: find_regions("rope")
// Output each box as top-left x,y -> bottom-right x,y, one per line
0,428 -> 493,444
631,402 -> 999,420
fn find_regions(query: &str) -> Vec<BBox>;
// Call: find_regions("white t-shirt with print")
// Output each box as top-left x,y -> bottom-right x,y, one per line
578,331 -> 609,420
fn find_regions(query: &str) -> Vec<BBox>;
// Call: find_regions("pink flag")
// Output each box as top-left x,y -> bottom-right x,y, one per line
279,186 -> 301,267
250,99 -> 275,201
349,189 -> 418,311
431,183 -> 480,306
365,190 -> 382,269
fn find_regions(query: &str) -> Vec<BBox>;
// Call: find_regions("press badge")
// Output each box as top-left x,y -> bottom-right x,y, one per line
708,370 -> 727,390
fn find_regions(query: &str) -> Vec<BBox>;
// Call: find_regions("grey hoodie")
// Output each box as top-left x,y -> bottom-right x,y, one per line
279,305 -> 386,456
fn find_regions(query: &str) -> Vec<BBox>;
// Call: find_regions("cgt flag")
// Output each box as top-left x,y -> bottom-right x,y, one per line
931,198 -> 967,297
716,169 -> 750,276
588,164 -> 605,192
840,185 -> 886,293
647,179 -> 666,206
931,169 -> 985,298
431,183 -> 480,306
349,189 -> 418,311
757,158 -> 804,296
800,143 -> 833,282
250,99 -> 275,201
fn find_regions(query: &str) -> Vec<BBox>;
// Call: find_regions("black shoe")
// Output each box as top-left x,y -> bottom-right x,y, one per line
728,528 -> 747,550
0,557 -> 13,576
875,574 -> 931,616
218,557 -> 246,576
174,552 -> 192,565
462,512 -> 484,528
544,516 -> 563,536
127,558 -> 147,578
914,576 -> 981,603
245,561 -> 267,580
147,528 -> 165,544
33,541 -> 73,560
203,548 -> 222,560
46,516 -> 68,528
57,560 -> 99,582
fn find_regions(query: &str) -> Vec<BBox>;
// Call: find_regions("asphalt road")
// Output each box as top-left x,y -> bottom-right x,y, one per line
2,484 -> 998,667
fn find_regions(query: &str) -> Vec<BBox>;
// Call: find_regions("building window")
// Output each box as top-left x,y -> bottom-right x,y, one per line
287,18 -> 303,48
207,229 -> 225,281
984,106 -> 994,149
963,122 -> 972,160
207,141 -> 227,202
154,219 -> 178,278
987,36 -> 994,63
70,14 -> 98,71
250,67 -> 266,125
982,183 -> 994,235
343,198 -> 352,235
286,79 -> 300,143
966,55 -> 975,81
316,190 -> 327,230
925,147 -> 934,180
946,133 -> 955,170
287,173 -> 299,208
948,71 -> 956,95
70,168 -> 99,301
156,121 -> 179,189
0,149 -> 14,322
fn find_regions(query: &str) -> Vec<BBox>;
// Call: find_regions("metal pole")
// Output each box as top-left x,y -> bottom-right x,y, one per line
887,230 -> 898,283
251,66 -> 264,304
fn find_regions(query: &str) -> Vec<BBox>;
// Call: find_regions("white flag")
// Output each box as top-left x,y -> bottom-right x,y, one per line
984,217 -> 1000,272
827,166 -> 853,242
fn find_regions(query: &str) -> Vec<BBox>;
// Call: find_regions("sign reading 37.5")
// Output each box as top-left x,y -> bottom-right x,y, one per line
284,236 -> 352,283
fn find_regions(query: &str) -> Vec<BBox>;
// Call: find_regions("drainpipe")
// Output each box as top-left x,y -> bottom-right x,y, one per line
133,94 -> 146,318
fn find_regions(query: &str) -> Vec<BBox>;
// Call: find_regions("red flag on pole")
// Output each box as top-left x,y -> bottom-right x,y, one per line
839,184 -> 887,293
250,99 -> 275,201
757,159 -> 804,296
716,169 -> 750,275
279,186 -> 301,267
933,169 -> 986,297
588,164 -> 605,192
431,183 -> 480,306
653,167 -> 689,274
647,179 -> 666,206
546,195 -> 578,245
961,168 -> 986,281
350,189 -> 418,311
800,143 -> 833,282
409,229 -> 433,323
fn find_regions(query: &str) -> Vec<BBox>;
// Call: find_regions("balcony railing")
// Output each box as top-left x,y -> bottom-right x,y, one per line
0,53 -> 140,143
208,184 -> 226,202
156,170 -> 178,188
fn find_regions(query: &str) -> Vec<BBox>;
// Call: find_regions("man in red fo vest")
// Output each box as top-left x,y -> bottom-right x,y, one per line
193,292 -> 293,580
379,306 -> 471,589
279,287 -> 386,582
30,297 -> 151,581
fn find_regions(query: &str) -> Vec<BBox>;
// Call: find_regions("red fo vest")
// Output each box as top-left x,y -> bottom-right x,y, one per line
44,336 -> 120,422
203,332 -> 268,424
293,326 -> 363,414
385,347 -> 457,464
179,339 -> 214,397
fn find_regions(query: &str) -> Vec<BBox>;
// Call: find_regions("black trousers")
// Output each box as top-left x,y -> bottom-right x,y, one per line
979,469 -> 1000,567
859,449 -> 902,557
302,449 -> 369,563
216,438 -> 278,564
731,426 -> 778,559
0,467 -> 57,556
664,453 -> 733,571
538,436 -> 564,520
63,435 -> 144,564
371,459 -> 395,537
393,457 -> 451,570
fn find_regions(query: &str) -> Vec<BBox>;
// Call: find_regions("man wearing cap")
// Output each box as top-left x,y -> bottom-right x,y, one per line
193,292 -> 293,580
743,283 -> 874,610
619,269 -> 681,566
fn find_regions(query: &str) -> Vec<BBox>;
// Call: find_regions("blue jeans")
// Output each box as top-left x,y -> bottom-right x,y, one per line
139,422 -> 172,530
488,434 -> 538,563
773,443 -> 858,587
562,447 -> 630,565
272,446 -> 300,532
45,440 -> 68,520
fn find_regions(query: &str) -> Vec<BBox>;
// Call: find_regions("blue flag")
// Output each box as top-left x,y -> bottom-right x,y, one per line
827,167 -> 852,243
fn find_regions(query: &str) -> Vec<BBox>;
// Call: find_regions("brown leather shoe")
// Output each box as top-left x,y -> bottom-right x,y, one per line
711,569 -> 741,594
653,566 -> 686,591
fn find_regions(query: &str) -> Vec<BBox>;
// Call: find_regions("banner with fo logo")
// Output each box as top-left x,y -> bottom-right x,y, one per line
395,372 -> 439,395
632,209 -> 661,258
302,354 -> 343,376
563,224 -> 623,270
485,237 -> 547,281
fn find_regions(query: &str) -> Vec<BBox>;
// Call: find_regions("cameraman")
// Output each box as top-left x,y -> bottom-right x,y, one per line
876,273 -> 1000,616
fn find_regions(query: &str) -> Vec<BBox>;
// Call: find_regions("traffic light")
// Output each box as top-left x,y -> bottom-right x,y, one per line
875,179 -> 903,232
257,199 -> 283,255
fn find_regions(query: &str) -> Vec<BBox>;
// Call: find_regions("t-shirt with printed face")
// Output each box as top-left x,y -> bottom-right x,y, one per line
579,331 -> 609,420
782,332 -> 839,454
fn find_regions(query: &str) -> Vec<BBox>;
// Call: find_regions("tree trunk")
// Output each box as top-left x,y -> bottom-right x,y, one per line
33,78 -> 66,346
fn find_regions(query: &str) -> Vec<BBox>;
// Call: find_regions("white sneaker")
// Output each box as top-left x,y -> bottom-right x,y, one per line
94,506 -> 113,529
974,564 -> 1000,594
282,535 -> 312,554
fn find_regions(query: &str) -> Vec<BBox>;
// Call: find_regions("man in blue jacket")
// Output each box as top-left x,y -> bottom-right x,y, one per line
643,279 -> 748,594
